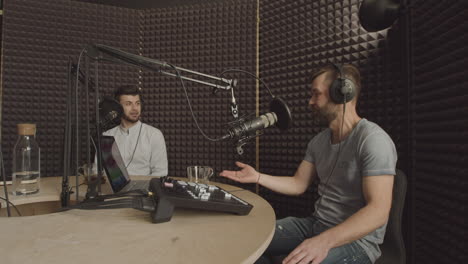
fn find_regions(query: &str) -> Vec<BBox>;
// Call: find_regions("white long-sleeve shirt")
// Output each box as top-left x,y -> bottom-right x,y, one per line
98,121 -> 168,176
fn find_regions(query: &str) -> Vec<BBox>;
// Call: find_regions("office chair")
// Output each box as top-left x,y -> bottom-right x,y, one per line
376,169 -> 407,264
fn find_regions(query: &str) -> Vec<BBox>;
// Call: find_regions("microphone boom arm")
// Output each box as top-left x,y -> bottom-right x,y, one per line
83,44 -> 293,155
86,44 -> 235,91
159,69 -> 234,91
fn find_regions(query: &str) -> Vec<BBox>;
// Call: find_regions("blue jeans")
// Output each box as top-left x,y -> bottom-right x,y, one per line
256,216 -> 372,264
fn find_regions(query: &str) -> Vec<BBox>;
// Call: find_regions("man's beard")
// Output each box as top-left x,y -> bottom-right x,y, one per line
122,113 -> 140,123
310,104 -> 337,126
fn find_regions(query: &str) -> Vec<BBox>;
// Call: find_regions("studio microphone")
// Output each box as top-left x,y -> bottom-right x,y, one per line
100,111 -> 119,126
222,97 -> 292,154
223,112 -> 278,140
98,97 -> 123,130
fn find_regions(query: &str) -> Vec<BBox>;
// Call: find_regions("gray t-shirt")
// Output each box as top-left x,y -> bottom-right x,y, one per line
304,118 -> 397,263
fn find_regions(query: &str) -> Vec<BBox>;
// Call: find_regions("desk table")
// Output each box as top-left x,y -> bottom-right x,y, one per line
0,176 -> 275,264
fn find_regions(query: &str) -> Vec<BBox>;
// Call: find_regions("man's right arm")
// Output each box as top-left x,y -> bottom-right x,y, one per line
259,160 -> 316,195
219,160 -> 316,196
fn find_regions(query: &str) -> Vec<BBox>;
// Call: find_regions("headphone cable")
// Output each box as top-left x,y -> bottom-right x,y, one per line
313,97 -> 347,217
125,122 -> 143,168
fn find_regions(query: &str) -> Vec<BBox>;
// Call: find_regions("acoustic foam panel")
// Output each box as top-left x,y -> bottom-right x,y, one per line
1,0 -> 140,178
410,0 -> 467,263
139,0 -> 258,189
1,0 -> 258,192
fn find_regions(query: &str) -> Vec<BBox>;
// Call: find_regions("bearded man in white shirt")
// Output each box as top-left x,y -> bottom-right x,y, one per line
101,85 -> 168,176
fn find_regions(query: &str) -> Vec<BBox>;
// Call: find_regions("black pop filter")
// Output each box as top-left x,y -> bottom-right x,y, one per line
269,97 -> 292,131
99,96 -> 123,130
359,0 -> 401,32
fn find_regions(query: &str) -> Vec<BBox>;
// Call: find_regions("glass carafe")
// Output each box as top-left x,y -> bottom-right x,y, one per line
12,123 -> 41,195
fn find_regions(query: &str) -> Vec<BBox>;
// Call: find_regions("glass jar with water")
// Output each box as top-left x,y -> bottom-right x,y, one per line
12,123 -> 41,195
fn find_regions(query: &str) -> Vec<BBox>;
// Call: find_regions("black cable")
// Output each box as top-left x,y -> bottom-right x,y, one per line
0,197 -> 22,216
61,200 -> 134,211
170,66 -> 276,142
74,48 -> 86,201
60,195 -> 153,212
85,54 -> 92,196
88,189 -> 148,200
171,65 -> 277,143
93,59 -> 103,196
168,64 -> 225,142
71,48 -> 105,200
62,58 -> 73,207
82,198 -> 135,206
68,183 -> 86,192
218,68 -> 274,98
314,98 -> 347,215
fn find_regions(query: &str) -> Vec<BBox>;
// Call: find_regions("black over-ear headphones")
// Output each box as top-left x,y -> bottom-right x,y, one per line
329,63 -> 356,104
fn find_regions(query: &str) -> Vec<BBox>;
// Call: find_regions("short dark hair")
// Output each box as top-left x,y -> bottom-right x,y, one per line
114,85 -> 142,102
310,64 -> 362,100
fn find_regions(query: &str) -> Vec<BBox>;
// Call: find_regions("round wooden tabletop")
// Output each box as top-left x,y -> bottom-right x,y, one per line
0,176 -> 275,264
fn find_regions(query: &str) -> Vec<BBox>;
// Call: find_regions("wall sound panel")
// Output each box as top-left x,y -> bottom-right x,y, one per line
2,1 -> 466,263
1,0 -> 257,188
1,0 -> 139,178
411,0 -> 467,263
139,0 -> 258,186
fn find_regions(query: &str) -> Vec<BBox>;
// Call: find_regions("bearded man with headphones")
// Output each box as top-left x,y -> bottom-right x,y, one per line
220,64 -> 397,264
101,85 -> 168,177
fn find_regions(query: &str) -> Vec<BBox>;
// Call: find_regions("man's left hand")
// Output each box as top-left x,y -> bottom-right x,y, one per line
282,235 -> 331,264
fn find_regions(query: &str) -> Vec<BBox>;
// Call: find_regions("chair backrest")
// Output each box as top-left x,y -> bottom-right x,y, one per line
376,169 -> 407,264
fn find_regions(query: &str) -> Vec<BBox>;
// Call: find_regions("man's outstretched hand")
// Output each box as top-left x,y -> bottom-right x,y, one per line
219,161 -> 259,183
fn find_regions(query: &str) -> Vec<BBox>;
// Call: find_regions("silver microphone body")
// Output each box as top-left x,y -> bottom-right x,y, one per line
224,112 -> 278,140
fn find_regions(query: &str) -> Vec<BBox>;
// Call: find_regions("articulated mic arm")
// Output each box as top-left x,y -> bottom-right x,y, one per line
85,44 -> 237,92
